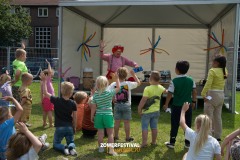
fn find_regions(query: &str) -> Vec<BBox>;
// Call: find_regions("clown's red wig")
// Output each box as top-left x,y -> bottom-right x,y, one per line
112,45 -> 124,53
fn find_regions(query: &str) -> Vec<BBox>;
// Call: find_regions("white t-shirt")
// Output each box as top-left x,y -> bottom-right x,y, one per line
18,147 -> 39,160
185,127 -> 221,160
109,81 -> 138,105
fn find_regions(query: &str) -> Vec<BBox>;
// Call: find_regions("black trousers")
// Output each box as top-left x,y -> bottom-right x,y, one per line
170,105 -> 192,145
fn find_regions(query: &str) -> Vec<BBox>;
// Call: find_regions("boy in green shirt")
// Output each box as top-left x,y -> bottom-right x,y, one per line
12,47 -> 28,102
163,60 -> 197,149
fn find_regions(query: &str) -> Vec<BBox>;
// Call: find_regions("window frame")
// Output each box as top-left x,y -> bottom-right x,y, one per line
38,7 -> 48,17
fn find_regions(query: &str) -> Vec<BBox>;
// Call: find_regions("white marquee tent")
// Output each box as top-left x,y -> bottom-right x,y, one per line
58,0 -> 240,113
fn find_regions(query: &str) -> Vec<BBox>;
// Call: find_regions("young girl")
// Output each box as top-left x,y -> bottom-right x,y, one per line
221,128 -> 240,160
40,59 -> 55,127
180,102 -> 221,160
6,122 -> 42,160
91,75 -> 120,155
0,96 -> 23,160
0,73 -> 12,106
201,55 -> 227,141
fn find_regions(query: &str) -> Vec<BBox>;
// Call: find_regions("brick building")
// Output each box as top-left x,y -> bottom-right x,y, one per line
12,0 -> 59,48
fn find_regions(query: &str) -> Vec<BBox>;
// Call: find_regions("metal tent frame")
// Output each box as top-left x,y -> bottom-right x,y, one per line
58,0 -> 240,113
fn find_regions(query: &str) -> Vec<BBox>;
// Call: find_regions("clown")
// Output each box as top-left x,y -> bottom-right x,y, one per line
99,40 -> 138,83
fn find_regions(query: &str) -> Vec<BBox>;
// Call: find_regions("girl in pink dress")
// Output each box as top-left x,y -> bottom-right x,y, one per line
40,59 -> 55,127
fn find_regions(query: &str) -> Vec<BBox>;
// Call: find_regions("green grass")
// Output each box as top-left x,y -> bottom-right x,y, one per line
28,82 -> 240,160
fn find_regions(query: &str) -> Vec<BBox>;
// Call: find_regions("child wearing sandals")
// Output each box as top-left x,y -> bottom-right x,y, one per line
109,67 -> 140,142
180,102 -> 221,160
6,122 -> 49,160
91,75 -> 120,156
138,71 -> 167,147
40,59 -> 55,127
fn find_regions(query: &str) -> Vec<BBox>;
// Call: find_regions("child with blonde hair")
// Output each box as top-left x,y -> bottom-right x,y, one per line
19,73 -> 33,127
12,43 -> 28,102
180,102 -> 221,160
138,71 -> 167,147
40,59 -> 55,127
0,96 -> 23,160
109,67 -> 140,142
91,75 -> 120,155
41,72 -> 77,156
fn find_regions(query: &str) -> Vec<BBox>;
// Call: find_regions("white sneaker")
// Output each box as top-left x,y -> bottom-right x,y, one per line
64,148 -> 70,155
98,147 -> 104,153
108,151 -> 118,156
69,149 -> 77,156
39,134 -> 47,143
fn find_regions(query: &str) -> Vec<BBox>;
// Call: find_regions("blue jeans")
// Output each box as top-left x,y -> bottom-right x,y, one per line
114,103 -> 132,120
141,111 -> 160,130
53,126 -> 75,153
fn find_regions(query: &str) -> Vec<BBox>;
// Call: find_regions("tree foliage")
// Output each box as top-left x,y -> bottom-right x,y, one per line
0,0 -> 32,46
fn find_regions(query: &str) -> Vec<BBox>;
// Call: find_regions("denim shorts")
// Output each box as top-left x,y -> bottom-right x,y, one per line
141,111 -> 160,130
114,103 -> 132,120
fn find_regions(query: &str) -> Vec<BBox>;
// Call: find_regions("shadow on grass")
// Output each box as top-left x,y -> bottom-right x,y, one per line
161,148 -> 186,160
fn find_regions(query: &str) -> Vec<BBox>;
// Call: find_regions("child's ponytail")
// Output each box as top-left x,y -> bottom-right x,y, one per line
214,55 -> 227,79
194,114 -> 211,155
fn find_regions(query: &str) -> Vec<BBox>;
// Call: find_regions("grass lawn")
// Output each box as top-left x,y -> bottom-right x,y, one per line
28,82 -> 240,160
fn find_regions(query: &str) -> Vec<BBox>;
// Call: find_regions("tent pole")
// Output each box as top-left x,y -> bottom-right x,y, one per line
206,28 -> 211,77
232,4 -> 240,114
58,6 -> 63,96
151,28 -> 155,70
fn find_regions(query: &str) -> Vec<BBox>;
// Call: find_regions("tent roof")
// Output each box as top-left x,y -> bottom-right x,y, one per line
59,0 -> 240,28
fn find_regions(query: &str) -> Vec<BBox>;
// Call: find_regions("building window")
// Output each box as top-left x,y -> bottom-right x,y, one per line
56,7 -> 59,17
38,7 -> 48,17
35,27 -> 51,48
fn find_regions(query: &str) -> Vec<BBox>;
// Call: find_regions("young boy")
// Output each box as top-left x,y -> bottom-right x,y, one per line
41,72 -> 77,156
138,71 -> 167,147
109,67 -> 141,142
163,60 -> 197,149
12,48 -> 28,102
73,91 -> 97,138
19,73 -> 33,127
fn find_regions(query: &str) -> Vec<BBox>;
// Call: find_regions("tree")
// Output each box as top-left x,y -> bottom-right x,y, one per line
0,0 -> 32,46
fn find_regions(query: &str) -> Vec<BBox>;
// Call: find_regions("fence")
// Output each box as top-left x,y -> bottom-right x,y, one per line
0,47 -> 58,80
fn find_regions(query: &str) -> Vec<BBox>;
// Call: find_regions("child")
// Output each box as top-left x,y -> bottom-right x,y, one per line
221,128 -> 240,160
12,44 -> 28,102
163,60 -> 197,149
201,55 -> 227,141
180,102 -> 221,160
99,40 -> 138,83
138,71 -> 167,147
6,122 -> 44,160
40,59 -> 55,127
0,96 -> 23,160
19,73 -> 33,127
73,91 -> 97,138
0,73 -> 12,106
109,67 -> 140,142
91,75 -> 120,155
41,73 -> 77,156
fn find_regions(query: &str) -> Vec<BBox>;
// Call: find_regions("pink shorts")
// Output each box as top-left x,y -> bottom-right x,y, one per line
42,97 -> 54,112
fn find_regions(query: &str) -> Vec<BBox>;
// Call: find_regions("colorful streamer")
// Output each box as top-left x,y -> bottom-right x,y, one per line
204,29 -> 227,54
77,22 -> 99,61
140,36 -> 170,62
